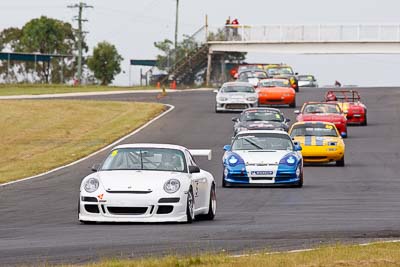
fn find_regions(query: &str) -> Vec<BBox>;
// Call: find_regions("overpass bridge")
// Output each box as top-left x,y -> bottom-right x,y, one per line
207,24 -> 400,54
162,24 -> 400,85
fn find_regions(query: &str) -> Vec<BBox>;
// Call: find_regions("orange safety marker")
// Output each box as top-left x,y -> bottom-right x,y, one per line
156,82 -> 161,88
171,80 -> 177,89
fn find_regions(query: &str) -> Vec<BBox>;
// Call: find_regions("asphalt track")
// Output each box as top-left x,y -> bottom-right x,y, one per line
1,87 -> 400,266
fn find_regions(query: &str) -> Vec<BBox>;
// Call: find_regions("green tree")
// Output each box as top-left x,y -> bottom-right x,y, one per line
0,16 -> 86,83
87,41 -> 123,85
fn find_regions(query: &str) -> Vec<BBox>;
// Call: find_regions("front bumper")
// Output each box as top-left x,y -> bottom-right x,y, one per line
346,113 -> 366,125
258,95 -> 295,106
224,168 -> 300,186
79,191 -> 187,222
216,100 -> 258,111
302,146 -> 344,163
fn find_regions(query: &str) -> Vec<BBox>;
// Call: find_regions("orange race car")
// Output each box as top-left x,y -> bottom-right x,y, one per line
257,78 -> 296,107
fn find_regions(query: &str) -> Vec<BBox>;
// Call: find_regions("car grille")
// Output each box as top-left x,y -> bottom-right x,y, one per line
157,205 -> 173,214
84,204 -> 100,214
251,177 -> 273,180
226,104 -> 247,109
304,156 -> 327,160
107,207 -> 148,215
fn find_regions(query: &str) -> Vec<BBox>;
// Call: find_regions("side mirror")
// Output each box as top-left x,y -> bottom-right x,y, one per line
232,117 -> 239,122
294,110 -> 300,114
223,145 -> 232,151
91,163 -> 101,172
285,118 -> 291,122
294,144 -> 302,151
341,132 -> 347,138
189,165 -> 200,173
295,72 -> 299,75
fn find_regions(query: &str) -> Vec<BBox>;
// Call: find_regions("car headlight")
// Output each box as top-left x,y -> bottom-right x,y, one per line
164,179 -> 180,194
84,178 -> 99,193
279,154 -> 297,166
246,97 -> 257,101
217,97 -> 228,101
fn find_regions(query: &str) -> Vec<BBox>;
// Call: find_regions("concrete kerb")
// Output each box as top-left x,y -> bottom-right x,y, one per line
0,104 -> 175,188
0,88 -> 215,100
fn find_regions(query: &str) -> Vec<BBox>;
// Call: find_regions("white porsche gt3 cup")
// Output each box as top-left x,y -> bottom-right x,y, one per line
79,144 -> 216,223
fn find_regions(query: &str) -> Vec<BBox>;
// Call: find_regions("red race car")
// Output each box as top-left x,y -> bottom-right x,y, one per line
295,102 -> 348,137
325,90 -> 367,126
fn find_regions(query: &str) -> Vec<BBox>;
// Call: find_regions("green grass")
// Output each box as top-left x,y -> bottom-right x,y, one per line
0,84 -> 158,96
65,242 -> 400,267
0,100 -> 165,183
0,84 -> 213,96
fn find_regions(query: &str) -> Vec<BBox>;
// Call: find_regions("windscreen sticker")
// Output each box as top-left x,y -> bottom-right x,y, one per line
325,125 -> 333,129
111,150 -> 118,157
283,80 -> 289,85
275,114 -> 281,119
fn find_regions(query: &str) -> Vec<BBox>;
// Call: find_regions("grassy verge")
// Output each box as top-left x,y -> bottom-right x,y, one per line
0,84 -> 213,96
0,84 -> 158,96
0,100 -> 165,184
69,242 -> 400,267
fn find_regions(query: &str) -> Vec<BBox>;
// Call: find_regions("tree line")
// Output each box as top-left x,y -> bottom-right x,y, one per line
0,16 -> 122,85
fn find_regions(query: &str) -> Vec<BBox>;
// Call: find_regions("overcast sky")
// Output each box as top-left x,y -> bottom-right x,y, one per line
2,0 -> 400,86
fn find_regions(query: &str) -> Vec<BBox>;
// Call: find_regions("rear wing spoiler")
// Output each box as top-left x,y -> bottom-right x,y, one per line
189,149 -> 212,160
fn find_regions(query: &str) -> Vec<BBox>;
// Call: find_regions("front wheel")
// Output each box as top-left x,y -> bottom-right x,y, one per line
289,99 -> 296,108
186,188 -> 195,223
203,184 -> 216,220
362,113 -> 367,126
336,156 -> 345,167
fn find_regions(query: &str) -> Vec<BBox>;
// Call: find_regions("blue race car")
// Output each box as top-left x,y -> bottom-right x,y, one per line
222,130 -> 303,187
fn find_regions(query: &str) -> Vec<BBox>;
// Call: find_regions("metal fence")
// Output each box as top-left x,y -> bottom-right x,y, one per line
207,24 -> 400,42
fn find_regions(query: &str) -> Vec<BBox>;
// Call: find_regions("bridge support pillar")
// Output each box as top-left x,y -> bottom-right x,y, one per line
206,52 -> 212,86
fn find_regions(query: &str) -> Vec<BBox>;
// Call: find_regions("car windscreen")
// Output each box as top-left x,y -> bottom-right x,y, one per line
298,75 -> 314,81
267,67 -> 294,76
222,86 -> 255,93
238,71 -> 268,80
242,110 -> 283,122
303,103 -> 341,114
101,148 -> 187,172
232,133 -> 293,151
290,124 -> 338,137
259,79 -> 290,87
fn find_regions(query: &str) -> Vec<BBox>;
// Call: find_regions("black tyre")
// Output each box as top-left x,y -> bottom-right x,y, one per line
203,184 -> 216,220
222,175 -> 228,188
336,156 -> 345,167
294,170 -> 303,188
186,188 -> 195,223
362,113 -> 367,126
289,99 -> 296,108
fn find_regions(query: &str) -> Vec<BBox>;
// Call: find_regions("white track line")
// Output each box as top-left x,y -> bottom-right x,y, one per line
231,239 -> 400,258
0,104 -> 175,188
0,88 -> 213,100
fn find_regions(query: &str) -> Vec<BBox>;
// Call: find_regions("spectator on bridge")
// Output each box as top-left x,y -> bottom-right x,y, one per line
335,80 -> 342,87
225,16 -> 231,40
231,18 -> 239,39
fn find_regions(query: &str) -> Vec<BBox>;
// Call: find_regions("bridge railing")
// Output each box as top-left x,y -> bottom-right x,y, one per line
206,24 -> 400,42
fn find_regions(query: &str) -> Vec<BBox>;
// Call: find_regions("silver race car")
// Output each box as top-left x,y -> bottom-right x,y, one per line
215,82 -> 258,113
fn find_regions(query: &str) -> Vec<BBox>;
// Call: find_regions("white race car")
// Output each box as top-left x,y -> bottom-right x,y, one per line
79,144 -> 216,223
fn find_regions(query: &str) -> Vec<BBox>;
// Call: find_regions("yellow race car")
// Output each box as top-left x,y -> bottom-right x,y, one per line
289,121 -> 345,166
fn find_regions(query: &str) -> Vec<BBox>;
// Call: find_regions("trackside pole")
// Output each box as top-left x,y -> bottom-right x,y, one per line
206,52 -> 212,86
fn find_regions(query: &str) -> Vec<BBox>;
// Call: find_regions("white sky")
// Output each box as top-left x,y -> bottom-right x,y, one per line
1,0 -> 400,86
